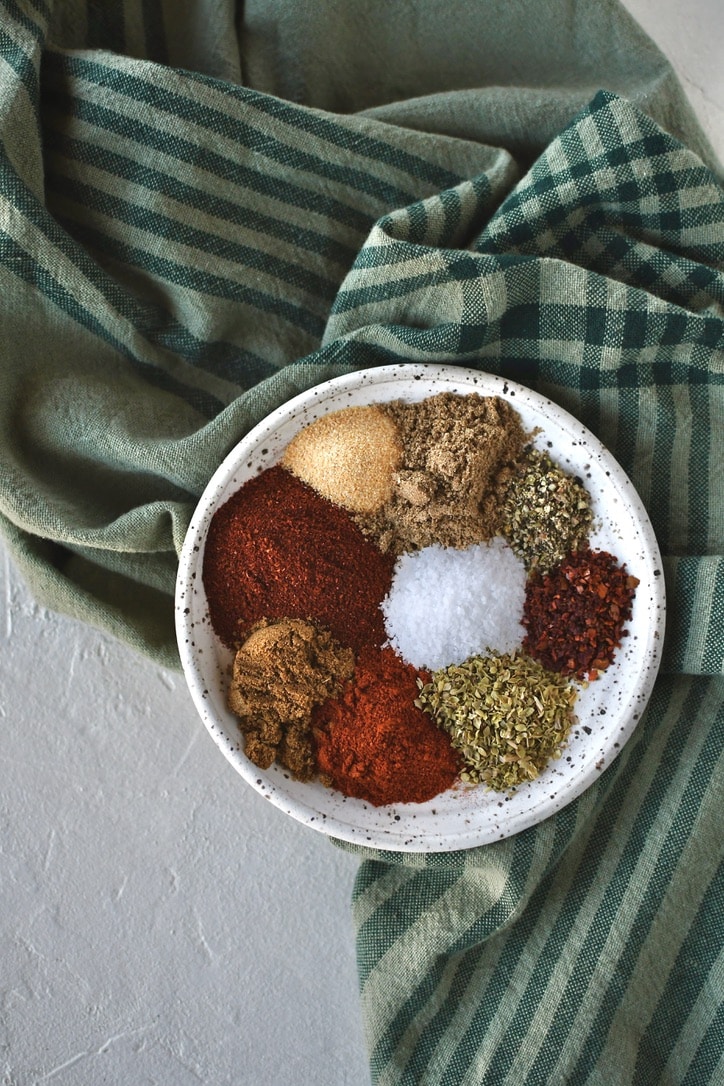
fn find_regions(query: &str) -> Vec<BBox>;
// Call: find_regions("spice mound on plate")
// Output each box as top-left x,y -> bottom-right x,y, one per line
313,646 -> 461,806
498,448 -> 593,573
282,404 -> 402,514
382,539 -> 526,671
202,464 -> 394,653
228,618 -> 354,780
416,652 -> 578,791
358,391 -> 530,553
523,547 -> 639,681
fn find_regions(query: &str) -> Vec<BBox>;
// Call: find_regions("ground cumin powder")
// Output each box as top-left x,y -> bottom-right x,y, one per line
227,618 -> 354,780
356,392 -> 530,553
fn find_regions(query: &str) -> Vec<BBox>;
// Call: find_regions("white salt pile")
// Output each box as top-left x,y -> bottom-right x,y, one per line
382,539 -> 526,671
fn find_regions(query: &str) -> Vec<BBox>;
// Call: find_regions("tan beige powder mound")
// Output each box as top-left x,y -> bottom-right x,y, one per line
282,404 -> 402,514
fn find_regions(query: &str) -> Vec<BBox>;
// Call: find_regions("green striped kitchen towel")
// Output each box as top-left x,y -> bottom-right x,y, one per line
0,2 -> 722,1083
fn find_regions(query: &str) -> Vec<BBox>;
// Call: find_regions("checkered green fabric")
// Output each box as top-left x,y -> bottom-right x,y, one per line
0,2 -> 722,1083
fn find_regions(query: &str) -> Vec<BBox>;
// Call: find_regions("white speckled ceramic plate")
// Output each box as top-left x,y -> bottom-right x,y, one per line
175,364 -> 666,851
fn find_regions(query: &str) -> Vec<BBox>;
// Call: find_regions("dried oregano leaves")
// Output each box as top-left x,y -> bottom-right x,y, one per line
416,651 -> 578,791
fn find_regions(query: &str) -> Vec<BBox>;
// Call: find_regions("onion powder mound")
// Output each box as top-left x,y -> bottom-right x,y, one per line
282,405 -> 401,514
382,539 -> 526,672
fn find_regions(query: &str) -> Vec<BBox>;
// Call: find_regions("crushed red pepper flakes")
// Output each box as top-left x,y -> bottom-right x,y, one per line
522,548 -> 639,682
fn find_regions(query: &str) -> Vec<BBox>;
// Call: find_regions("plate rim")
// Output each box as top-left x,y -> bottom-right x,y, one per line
175,363 -> 667,852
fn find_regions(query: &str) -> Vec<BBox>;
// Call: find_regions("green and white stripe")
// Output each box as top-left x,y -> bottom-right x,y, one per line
347,677 -> 723,1084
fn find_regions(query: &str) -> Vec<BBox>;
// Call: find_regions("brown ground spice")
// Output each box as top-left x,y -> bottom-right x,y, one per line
355,392 -> 530,553
227,618 -> 354,780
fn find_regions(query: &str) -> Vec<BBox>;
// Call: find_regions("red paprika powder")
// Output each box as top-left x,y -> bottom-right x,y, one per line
523,547 -> 639,681
313,646 -> 461,806
202,464 -> 394,653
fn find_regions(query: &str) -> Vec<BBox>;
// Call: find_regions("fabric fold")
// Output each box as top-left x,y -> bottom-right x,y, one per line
0,0 -> 720,669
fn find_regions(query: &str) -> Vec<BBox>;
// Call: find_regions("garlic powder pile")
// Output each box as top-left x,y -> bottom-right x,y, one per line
282,404 -> 401,514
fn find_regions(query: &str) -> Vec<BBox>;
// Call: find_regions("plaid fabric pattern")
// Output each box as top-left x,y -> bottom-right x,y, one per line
327,97 -> 724,1084
0,3 -> 722,1084
327,93 -> 724,1084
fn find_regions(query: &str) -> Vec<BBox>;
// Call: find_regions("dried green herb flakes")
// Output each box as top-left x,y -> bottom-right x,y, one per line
500,448 -> 593,573
416,652 -> 578,791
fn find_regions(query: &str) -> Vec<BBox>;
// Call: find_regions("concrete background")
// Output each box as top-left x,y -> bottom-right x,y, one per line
1,3 -> 722,1083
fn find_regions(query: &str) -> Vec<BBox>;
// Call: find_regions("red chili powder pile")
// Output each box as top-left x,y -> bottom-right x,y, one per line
202,465 -> 395,653
313,646 -> 461,806
523,547 -> 639,681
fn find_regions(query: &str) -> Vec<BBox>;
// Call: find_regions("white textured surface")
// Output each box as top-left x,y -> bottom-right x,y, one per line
0,549 -> 367,1085
1,6 -> 722,1084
